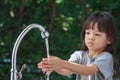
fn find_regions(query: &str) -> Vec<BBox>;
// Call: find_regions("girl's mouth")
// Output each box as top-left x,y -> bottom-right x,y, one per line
87,42 -> 94,46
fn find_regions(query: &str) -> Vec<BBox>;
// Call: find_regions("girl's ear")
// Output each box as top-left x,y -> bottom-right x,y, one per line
107,39 -> 112,44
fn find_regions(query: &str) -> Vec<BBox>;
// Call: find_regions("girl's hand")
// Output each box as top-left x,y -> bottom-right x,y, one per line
42,56 -> 64,71
37,56 -> 64,75
37,59 -> 53,75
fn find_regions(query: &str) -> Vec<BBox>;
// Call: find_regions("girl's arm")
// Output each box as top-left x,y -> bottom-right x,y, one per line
54,68 -> 72,76
41,56 -> 99,76
61,60 -> 98,76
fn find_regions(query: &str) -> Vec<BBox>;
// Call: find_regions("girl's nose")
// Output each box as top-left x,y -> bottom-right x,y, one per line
89,34 -> 95,40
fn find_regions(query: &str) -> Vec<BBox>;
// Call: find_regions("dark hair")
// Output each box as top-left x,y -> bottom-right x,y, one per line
80,11 -> 118,78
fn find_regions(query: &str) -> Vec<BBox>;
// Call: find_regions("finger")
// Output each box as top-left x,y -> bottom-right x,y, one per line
46,71 -> 52,75
37,63 -> 43,68
37,61 -> 49,69
42,58 -> 49,61
37,62 -> 42,65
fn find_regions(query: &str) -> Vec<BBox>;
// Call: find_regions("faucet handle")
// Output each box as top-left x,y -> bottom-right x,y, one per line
19,64 -> 26,73
17,64 -> 26,80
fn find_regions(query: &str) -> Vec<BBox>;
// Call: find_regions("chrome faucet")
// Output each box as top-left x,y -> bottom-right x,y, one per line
11,24 -> 50,80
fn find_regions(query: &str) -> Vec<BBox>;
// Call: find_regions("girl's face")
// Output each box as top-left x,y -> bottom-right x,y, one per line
85,23 -> 111,53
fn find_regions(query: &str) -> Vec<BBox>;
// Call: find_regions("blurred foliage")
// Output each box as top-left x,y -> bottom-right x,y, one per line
0,0 -> 120,80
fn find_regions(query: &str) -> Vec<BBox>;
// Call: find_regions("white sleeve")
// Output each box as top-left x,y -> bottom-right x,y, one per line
93,52 -> 114,79
68,51 -> 83,63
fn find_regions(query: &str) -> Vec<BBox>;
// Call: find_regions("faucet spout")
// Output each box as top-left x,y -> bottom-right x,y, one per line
11,24 -> 50,80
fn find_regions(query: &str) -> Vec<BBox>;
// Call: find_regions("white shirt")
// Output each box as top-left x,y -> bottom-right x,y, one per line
68,51 -> 113,80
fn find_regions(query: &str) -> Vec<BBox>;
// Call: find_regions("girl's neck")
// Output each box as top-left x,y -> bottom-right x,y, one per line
88,50 -> 101,58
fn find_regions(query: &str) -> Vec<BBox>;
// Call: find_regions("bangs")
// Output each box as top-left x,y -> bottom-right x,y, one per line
85,16 -> 108,33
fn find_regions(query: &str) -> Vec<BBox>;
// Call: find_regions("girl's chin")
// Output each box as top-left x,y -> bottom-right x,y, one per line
87,47 -> 96,51
87,46 -> 94,50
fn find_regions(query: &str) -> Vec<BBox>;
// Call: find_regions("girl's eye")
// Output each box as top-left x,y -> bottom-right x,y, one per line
85,32 -> 90,35
95,34 -> 101,36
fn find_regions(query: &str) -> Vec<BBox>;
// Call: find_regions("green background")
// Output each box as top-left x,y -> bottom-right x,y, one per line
0,0 -> 120,80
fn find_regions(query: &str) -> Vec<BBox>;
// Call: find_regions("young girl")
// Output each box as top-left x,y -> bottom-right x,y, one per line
37,11 -> 118,80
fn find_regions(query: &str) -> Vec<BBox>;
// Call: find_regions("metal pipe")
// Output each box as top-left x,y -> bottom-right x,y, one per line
11,24 -> 50,80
